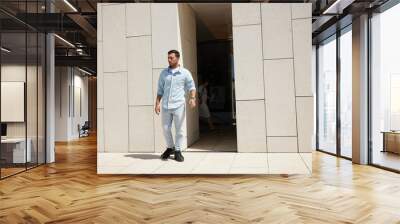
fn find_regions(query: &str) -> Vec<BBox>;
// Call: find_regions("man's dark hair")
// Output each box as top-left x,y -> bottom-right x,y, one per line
168,49 -> 180,58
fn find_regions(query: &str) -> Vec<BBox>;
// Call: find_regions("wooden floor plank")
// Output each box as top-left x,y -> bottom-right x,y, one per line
0,135 -> 400,223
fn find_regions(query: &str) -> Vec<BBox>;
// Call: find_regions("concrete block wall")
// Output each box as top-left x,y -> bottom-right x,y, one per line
232,3 -> 314,152
97,3 -> 198,153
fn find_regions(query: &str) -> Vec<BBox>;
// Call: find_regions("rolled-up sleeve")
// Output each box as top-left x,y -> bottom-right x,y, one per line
184,71 -> 196,92
157,71 -> 165,97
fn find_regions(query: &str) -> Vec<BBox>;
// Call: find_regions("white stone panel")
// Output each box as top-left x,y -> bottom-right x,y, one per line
127,36 -> 153,106
267,137 -> 298,153
151,3 -> 180,68
264,59 -> 297,136
291,3 -> 312,19
293,18 -> 312,96
97,4 -> 103,41
97,41 -> 104,108
232,3 -> 261,26
236,100 -> 267,152
103,4 -> 127,72
103,72 -> 129,152
296,97 -> 314,152
129,106 -> 154,152
232,25 -> 264,100
97,109 -> 104,152
153,68 -> 165,152
152,68 -> 163,103
126,3 -> 151,37
153,111 -> 166,153
261,3 -> 293,59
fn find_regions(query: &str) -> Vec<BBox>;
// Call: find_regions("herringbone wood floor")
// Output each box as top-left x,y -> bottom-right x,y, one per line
1,135 -> 400,224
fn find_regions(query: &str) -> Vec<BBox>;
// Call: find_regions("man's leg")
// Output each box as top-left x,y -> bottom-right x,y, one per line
173,104 -> 186,162
160,107 -> 175,160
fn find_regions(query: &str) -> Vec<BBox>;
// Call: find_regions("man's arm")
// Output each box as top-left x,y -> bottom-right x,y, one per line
185,71 -> 196,108
155,72 -> 164,115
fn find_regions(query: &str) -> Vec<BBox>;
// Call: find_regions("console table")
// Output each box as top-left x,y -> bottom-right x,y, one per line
1,138 -> 32,164
381,131 -> 400,154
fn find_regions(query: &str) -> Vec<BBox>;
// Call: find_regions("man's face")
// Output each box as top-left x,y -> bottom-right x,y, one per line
168,53 -> 179,67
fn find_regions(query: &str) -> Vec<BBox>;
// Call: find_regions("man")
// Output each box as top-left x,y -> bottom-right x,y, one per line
155,50 -> 196,162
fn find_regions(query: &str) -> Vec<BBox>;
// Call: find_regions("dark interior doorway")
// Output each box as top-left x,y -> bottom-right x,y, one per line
189,40 -> 236,152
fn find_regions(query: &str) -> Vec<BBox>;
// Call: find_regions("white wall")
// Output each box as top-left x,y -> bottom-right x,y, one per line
55,67 -> 89,141
97,3 -> 198,153
179,3 -> 199,147
232,3 -> 314,152
98,3 -> 313,154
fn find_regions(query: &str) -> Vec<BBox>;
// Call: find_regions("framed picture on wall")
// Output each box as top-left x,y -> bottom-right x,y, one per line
1,81 -> 25,122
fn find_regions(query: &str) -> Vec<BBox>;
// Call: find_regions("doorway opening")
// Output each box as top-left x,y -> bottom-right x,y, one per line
187,3 -> 237,152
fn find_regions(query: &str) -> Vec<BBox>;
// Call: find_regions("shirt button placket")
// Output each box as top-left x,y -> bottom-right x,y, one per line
168,73 -> 174,109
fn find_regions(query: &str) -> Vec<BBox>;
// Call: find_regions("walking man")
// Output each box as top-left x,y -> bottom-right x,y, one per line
155,50 -> 196,162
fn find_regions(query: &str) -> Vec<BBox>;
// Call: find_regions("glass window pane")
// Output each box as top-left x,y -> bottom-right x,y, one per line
318,36 -> 337,154
371,3 -> 400,171
340,28 -> 352,158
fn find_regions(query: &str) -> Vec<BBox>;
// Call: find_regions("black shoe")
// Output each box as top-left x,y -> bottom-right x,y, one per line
161,147 -> 175,160
174,151 -> 184,162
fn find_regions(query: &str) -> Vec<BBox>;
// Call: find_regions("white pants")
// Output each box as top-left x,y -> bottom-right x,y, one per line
161,104 -> 186,151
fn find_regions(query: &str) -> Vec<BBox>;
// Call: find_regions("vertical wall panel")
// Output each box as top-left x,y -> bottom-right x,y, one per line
103,4 -> 127,72
236,100 -> 267,152
261,4 -> 293,59
232,3 -> 261,26
103,73 -> 129,152
232,25 -> 264,100
153,69 -> 165,152
292,18 -> 312,96
127,36 -> 153,106
97,41 -> 103,108
179,4 -> 199,147
151,3 -> 181,68
296,97 -> 314,152
97,109 -> 104,152
126,3 -> 151,37
264,59 -> 297,136
129,106 -> 154,152
291,3 -> 311,19
267,137 -> 298,153
97,4 -> 103,42
152,68 -> 163,105
154,110 -> 166,153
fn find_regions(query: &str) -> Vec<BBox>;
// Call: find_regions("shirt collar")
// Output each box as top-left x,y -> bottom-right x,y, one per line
168,65 -> 181,74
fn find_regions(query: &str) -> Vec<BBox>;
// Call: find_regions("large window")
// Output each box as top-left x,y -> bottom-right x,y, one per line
317,35 -> 337,154
370,3 -> 400,171
317,26 -> 353,158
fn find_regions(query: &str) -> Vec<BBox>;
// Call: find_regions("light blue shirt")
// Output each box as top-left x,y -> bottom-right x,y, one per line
157,66 -> 196,109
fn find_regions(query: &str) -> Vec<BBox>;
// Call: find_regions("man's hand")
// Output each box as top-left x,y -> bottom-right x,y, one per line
188,90 -> 196,109
189,98 -> 196,108
155,103 -> 161,115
